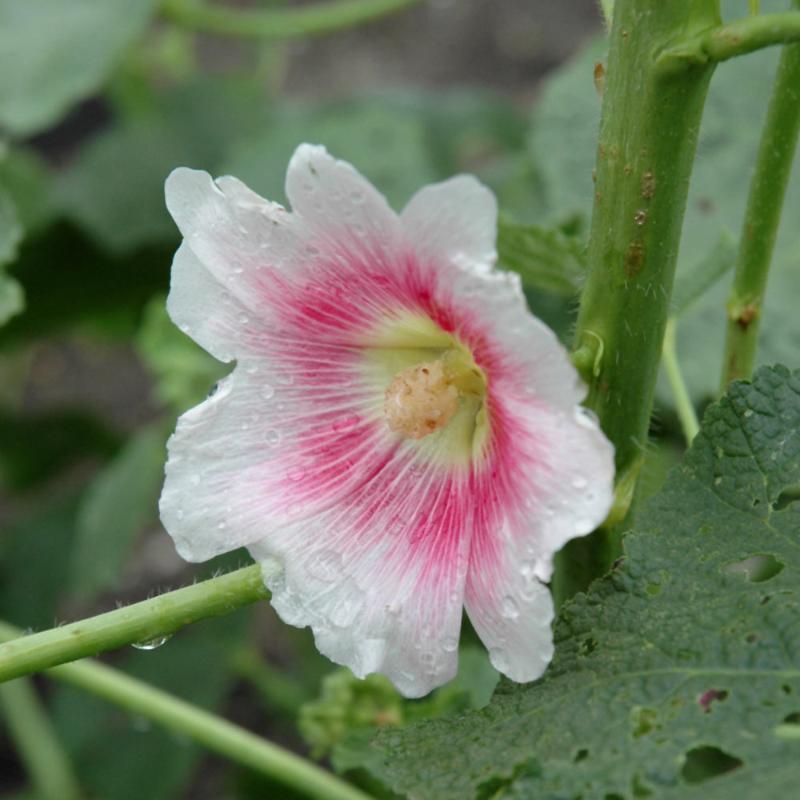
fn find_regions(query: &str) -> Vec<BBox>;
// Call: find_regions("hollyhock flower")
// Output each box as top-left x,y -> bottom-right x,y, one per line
159,144 -> 615,698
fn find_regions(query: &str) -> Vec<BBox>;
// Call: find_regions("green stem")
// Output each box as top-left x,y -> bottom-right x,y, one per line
0,679 -> 83,800
564,0 -> 721,598
662,318 -> 700,445
161,0 -> 422,40
0,565 -> 268,683
659,12 -> 800,69
721,33 -> 800,387
0,623 -> 372,800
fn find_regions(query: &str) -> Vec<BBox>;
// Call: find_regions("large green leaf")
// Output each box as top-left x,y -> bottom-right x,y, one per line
497,217 -> 585,296
55,78 -> 270,254
0,0 -> 157,135
70,422 -> 167,600
362,365 -> 800,799
528,0 -> 800,403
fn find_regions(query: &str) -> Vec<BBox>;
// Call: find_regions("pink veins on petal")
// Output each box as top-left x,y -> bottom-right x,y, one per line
159,143 -> 616,698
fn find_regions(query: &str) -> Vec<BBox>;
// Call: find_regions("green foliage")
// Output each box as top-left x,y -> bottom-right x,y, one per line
0,0 -> 158,135
497,216 -> 586,296
0,179 -> 23,326
55,78 -> 271,254
136,296 -> 227,413
300,648 -> 498,765
528,2 -> 800,403
51,611 -> 249,800
361,365 -> 800,799
70,422 -> 168,600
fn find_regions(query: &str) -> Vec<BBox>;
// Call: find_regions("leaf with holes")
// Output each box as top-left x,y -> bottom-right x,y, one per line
361,365 -> 800,799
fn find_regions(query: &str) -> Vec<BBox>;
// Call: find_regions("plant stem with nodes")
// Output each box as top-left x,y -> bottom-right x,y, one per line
721,8 -> 800,388
559,0 -> 722,603
0,565 -> 267,683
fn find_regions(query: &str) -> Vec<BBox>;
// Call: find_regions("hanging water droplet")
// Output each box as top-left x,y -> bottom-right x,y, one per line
132,634 -> 171,651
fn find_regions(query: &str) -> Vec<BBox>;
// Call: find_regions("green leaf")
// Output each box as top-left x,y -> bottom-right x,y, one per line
497,217 -> 585,296
55,77 -> 269,254
136,295 -> 228,413
69,423 -> 167,600
0,0 -> 157,135
671,231 -> 737,317
363,365 -> 800,799
0,495 -> 79,631
224,100 -> 437,212
0,183 -> 24,326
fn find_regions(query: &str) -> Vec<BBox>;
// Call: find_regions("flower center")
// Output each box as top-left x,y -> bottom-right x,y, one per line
383,350 -> 485,440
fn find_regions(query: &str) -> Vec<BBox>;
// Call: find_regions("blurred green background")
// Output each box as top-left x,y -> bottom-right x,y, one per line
1,0 -> 798,797
0,2 -> 600,798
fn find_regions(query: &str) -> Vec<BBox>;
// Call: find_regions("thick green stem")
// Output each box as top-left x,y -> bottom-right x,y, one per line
161,0 -> 422,40
0,679 -> 83,800
0,623 -> 371,800
0,565 -> 267,683
721,34 -> 800,387
563,0 -> 721,598
659,11 -> 800,68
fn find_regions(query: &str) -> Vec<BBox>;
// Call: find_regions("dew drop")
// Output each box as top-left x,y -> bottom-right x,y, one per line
306,549 -> 342,582
743,409 -> 754,418
276,374 -> 294,386
350,190 -> 364,204
132,634 -> 171,651
442,636 -> 458,653
265,429 -> 280,446
176,509 -> 185,521
501,596 -> 520,620
329,598 -> 358,627
572,476 -> 588,490
261,383 -> 275,400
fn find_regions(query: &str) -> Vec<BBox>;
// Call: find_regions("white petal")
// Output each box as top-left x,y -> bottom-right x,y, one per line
247,457 -> 475,698
464,401 -> 614,684
166,242 -> 250,363
285,144 -> 403,252
401,174 -> 497,274
165,167 -> 300,313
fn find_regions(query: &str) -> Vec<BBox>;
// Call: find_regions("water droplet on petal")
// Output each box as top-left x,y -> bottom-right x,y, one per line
132,634 -> 171,651
442,636 -> 458,652
329,597 -> 359,627
501,596 -> 520,620
306,549 -> 341,582
265,430 -> 280,446
287,466 -> 306,482
572,476 -> 588,490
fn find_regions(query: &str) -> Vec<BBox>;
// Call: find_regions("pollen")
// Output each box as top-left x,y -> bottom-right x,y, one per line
384,360 -> 459,440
